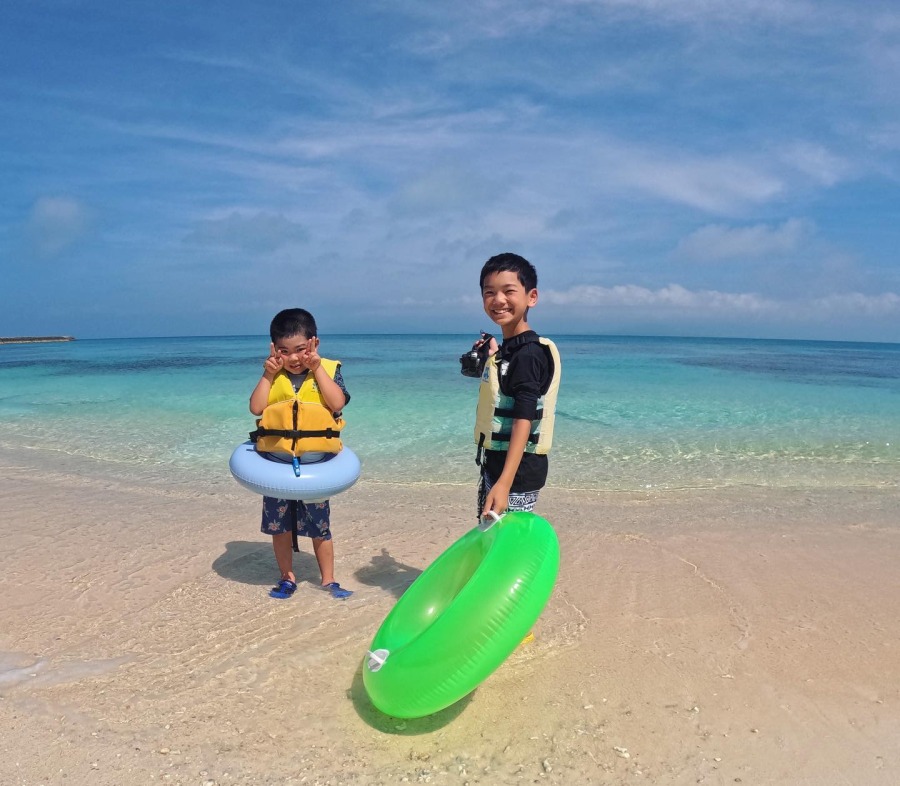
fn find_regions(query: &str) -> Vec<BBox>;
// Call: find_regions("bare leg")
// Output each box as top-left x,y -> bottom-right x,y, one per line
272,533 -> 295,582
311,537 -> 335,585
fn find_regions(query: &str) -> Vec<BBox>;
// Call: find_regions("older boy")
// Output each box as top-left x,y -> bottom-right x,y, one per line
471,253 -> 561,520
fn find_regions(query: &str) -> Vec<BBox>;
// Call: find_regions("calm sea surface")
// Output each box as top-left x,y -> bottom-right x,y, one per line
1,334 -> 898,492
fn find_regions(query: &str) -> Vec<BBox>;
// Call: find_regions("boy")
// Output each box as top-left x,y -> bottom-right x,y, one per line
249,308 -> 353,599
471,253 -> 561,520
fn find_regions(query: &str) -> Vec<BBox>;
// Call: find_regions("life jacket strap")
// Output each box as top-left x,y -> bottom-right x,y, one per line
290,500 -> 299,553
250,427 -> 341,442
489,430 -> 541,446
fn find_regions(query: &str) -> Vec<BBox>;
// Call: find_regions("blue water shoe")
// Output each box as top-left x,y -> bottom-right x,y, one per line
323,582 -> 353,599
269,579 -> 298,599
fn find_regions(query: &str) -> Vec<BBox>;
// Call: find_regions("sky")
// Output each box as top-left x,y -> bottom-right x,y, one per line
2,0 -> 899,342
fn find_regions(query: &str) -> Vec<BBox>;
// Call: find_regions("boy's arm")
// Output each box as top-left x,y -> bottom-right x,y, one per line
481,417 -> 532,517
250,344 -> 283,415
299,338 -> 347,413
249,376 -> 273,415
308,363 -> 348,414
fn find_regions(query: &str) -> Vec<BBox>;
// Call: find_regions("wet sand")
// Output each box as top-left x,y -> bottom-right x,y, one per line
1,447 -> 898,785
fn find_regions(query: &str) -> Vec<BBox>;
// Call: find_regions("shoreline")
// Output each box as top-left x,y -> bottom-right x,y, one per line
2,439 -> 896,497
1,450 -> 898,784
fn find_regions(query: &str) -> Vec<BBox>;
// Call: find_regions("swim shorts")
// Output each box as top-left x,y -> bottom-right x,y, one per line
261,497 -> 332,541
477,470 -> 540,519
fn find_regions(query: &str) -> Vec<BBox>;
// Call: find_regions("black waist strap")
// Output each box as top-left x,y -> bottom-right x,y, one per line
250,427 -> 340,442
490,430 -> 540,445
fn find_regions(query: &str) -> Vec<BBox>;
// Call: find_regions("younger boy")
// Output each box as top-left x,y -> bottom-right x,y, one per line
249,308 -> 353,599
471,253 -> 561,520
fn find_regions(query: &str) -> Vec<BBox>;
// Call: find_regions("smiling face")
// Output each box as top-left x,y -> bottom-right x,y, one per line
273,333 -> 317,374
481,270 -> 538,338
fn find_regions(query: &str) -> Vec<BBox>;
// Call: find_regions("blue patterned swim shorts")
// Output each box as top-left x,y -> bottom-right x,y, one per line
261,497 -> 332,541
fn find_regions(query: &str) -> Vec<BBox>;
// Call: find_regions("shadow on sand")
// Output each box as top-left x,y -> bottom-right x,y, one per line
347,661 -> 474,734
215,542 -> 473,731
212,540 -> 320,586
353,548 -> 423,599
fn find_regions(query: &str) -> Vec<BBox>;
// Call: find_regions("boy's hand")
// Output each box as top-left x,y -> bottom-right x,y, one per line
473,331 -> 499,356
481,480 -> 510,518
298,336 -> 322,372
263,343 -> 284,379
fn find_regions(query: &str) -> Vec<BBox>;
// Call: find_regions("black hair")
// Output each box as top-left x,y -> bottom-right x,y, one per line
269,308 -> 318,342
479,252 -> 538,292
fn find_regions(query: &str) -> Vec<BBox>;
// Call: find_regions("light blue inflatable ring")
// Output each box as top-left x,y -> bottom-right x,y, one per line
229,441 -> 361,502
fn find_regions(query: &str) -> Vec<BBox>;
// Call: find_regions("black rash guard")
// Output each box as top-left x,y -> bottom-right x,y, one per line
482,330 -> 553,492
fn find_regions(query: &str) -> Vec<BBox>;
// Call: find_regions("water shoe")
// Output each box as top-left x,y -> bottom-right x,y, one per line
269,579 -> 297,599
322,582 -> 353,599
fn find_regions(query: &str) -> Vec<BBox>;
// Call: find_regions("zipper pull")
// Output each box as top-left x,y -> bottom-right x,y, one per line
292,456 -> 302,477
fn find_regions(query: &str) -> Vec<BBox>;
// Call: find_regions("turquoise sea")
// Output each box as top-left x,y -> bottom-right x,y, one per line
1,334 -> 898,493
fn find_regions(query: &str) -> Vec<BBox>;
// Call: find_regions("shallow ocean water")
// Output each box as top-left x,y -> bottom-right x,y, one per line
1,334 -> 898,492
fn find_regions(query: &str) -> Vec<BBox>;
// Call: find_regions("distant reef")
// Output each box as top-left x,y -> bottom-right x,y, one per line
0,336 -> 75,345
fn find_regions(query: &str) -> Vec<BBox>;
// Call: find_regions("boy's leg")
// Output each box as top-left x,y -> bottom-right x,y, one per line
262,497 -> 298,596
311,537 -> 352,598
311,536 -> 335,585
300,501 -> 353,598
272,532 -> 295,582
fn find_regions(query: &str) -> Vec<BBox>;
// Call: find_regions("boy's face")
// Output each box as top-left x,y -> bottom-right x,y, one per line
273,333 -> 318,374
482,270 -> 537,333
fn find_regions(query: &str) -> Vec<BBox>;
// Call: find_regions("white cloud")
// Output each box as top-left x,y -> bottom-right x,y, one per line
586,0 -> 831,28
542,283 -> 900,320
391,0 -> 835,40
543,283 -> 777,313
676,218 -> 812,262
781,143 -> 853,187
613,153 -> 784,214
812,291 -> 900,317
25,197 -> 91,257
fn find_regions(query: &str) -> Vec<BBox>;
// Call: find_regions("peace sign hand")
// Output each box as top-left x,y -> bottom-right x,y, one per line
263,342 -> 284,379
298,337 -> 322,372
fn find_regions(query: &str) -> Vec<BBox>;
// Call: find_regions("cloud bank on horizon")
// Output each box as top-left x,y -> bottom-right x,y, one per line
2,0 -> 899,341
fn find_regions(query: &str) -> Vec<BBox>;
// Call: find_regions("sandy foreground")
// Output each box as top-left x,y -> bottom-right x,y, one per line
1,448 -> 898,786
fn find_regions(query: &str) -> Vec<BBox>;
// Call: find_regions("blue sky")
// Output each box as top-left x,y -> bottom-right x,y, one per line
2,1 -> 899,341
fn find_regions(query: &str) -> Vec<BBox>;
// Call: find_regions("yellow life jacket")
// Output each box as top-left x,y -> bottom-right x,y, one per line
251,359 -> 345,457
474,337 -> 560,461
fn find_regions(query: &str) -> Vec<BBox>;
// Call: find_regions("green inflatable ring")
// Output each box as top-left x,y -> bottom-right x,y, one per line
363,511 -> 560,718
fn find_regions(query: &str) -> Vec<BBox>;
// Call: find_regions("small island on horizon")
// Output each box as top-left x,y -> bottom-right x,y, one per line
0,336 -> 75,345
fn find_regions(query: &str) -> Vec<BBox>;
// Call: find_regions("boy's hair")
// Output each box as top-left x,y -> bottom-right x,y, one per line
479,252 -> 538,292
269,308 -> 318,342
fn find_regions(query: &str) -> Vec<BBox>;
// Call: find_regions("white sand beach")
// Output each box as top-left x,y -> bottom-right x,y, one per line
1,446 -> 898,785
